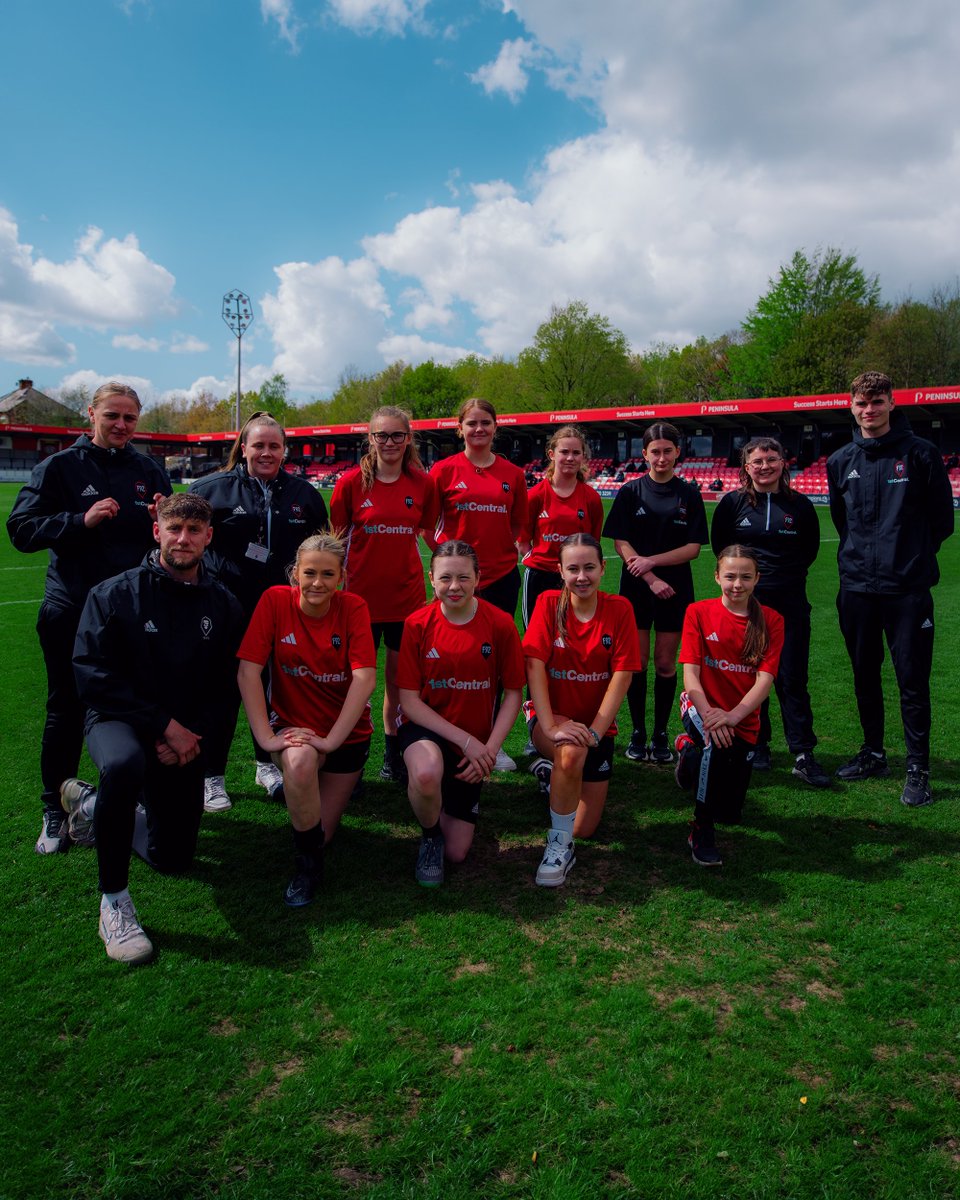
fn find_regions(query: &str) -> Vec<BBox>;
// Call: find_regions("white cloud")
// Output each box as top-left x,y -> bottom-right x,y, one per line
170,334 -> 210,354
53,369 -> 157,406
377,332 -> 474,364
0,310 -> 75,366
112,334 -> 162,352
261,0 -> 301,48
326,0 -> 429,35
470,37 -> 542,101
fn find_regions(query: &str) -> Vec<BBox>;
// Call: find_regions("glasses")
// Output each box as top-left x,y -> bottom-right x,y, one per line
371,431 -> 408,445
746,457 -> 782,468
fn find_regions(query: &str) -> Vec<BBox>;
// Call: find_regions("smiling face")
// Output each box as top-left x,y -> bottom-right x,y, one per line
643,437 -> 680,482
430,554 -> 479,615
458,405 -> 496,456
744,446 -> 785,492
369,415 -> 411,468
294,550 -> 343,617
851,390 -> 894,438
715,555 -> 760,611
242,423 -> 285,480
559,543 -> 604,600
88,394 -> 141,450
550,436 -> 585,480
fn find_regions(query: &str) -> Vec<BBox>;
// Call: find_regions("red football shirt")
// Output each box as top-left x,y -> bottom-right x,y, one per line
396,597 -> 526,744
522,590 -> 640,735
679,596 -> 784,743
238,586 -> 376,744
522,479 -> 604,572
330,467 -> 438,623
430,452 -> 529,586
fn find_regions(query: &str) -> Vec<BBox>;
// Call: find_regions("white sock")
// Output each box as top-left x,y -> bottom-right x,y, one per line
102,889 -> 131,908
549,810 -> 575,838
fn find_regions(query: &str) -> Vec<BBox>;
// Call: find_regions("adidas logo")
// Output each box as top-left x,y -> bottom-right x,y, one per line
598,760 -> 610,773
360,499 -> 374,509
635,506 -> 646,516
846,469 -> 860,480
539,510 -> 549,519
426,647 -> 441,659
232,504 -> 246,515
706,631 -> 719,642
281,632 -> 297,645
81,484 -> 98,497
553,636 -> 565,648
455,480 -> 468,490
738,517 -> 751,527
144,620 -> 159,633
921,618 -> 933,629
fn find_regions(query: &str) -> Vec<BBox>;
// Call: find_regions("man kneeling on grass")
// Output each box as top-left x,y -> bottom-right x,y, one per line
65,494 -> 244,964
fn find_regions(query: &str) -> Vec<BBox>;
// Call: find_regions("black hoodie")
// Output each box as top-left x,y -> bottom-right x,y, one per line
827,409 -> 954,592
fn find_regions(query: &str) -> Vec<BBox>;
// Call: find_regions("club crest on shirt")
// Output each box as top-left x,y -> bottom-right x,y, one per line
481,642 -> 493,658
135,481 -> 147,498
895,460 -> 905,476
291,504 -> 302,518
331,634 -> 342,650
501,482 -> 511,493
405,496 -> 414,508
602,634 -> 612,649
783,513 -> 794,529
577,509 -> 585,520
201,616 -> 213,640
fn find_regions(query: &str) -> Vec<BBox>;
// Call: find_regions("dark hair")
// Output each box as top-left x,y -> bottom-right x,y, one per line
430,540 -> 480,577
156,493 -> 212,524
642,422 -> 681,449
851,371 -> 892,399
222,411 -> 286,473
737,437 -> 794,506
544,425 -> 591,483
359,405 -> 425,491
715,544 -> 768,667
556,533 -> 604,641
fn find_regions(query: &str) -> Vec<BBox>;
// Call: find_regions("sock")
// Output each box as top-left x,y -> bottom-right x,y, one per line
653,673 -> 678,738
103,888 -> 131,907
550,809 -> 575,838
384,733 -> 399,764
421,820 -> 442,841
292,821 -> 325,856
627,670 -> 648,740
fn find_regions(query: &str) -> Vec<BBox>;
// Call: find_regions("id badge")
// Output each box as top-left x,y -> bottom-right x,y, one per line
245,542 -> 269,563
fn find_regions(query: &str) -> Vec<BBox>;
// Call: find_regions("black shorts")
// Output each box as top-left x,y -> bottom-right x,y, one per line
272,730 -> 371,775
477,565 -> 521,620
522,565 -> 560,628
371,621 -> 404,652
397,722 -> 483,824
622,580 -> 693,633
525,712 -> 616,784
677,703 -> 752,824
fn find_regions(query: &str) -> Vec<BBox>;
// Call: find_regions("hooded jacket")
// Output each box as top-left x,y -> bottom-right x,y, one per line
73,550 -> 246,743
6,435 -> 171,612
827,409 -> 954,592
710,486 -> 820,591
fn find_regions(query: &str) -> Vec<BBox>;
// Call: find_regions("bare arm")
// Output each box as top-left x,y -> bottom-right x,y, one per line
237,659 -> 288,753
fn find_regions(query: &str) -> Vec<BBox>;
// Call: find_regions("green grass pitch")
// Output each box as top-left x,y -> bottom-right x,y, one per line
2,481 -> 959,1199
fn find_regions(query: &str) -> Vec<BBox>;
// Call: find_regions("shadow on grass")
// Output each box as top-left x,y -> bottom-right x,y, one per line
151,774 -> 960,966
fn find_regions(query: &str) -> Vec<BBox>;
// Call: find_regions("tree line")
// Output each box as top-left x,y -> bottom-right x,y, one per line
59,248 -> 960,431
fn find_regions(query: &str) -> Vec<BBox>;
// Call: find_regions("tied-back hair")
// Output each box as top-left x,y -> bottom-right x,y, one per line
642,421 -> 681,450
556,533 -> 603,642
91,381 -> 142,411
716,544 -> 768,667
544,424 -> 591,483
430,539 -> 480,577
289,529 -> 347,581
359,405 -> 425,491
222,411 -> 286,473
737,437 -> 794,507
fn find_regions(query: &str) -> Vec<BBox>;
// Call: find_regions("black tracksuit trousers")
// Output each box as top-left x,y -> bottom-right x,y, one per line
755,587 -> 817,755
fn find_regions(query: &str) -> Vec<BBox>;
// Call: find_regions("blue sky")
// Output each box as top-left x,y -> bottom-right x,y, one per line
2,0 -> 958,407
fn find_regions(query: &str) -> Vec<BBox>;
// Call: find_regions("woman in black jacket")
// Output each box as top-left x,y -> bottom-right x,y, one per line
190,411 -> 328,810
710,437 -> 829,787
7,381 -> 171,854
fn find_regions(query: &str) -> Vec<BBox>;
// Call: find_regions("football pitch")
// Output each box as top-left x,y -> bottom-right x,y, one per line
2,482 -> 959,1199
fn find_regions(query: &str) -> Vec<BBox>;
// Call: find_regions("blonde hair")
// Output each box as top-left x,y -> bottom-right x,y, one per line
359,405 -> 425,491
544,424 -> 591,483
288,529 -> 347,582
91,382 -> 142,411
223,411 -> 286,473
715,545 -> 768,667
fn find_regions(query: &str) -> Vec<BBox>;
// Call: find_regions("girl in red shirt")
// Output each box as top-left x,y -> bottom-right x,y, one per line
518,424 -> 604,628
397,541 -> 525,887
676,545 -> 784,868
330,406 -> 438,784
237,532 -> 377,907
523,534 -> 640,886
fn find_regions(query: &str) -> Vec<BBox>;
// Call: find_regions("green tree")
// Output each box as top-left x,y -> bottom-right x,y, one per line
518,301 -> 634,409
394,360 -> 467,419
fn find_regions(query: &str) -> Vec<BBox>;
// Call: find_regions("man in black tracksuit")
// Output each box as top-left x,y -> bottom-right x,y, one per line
70,494 -> 245,963
828,371 -> 954,807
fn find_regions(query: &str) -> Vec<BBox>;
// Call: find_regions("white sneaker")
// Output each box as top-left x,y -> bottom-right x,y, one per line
99,895 -> 154,964
536,828 -> 576,887
494,748 -> 517,773
203,775 -> 232,812
35,809 -> 70,855
60,778 -> 97,847
255,761 -> 285,800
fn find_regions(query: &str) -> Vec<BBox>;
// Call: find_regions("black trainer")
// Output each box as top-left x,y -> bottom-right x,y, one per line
836,747 -> 890,780
674,734 -> 700,789
900,767 -> 933,808
379,756 -> 408,786
647,732 -> 674,765
284,853 -> 323,907
624,732 -> 648,762
792,752 -> 831,789
751,743 -> 772,771
687,820 -> 722,867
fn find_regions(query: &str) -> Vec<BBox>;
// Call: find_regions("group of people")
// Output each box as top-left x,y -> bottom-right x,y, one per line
7,372 -> 953,965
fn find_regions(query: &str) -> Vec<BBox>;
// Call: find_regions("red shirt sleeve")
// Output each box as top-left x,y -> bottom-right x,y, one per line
678,603 -> 704,667
329,472 -> 353,533
758,606 -> 785,676
521,588 -> 559,662
585,484 -> 604,540
396,607 -> 426,691
609,596 -> 642,671
510,464 -> 530,535
237,588 -> 280,666
343,592 -> 377,669
494,609 -> 527,690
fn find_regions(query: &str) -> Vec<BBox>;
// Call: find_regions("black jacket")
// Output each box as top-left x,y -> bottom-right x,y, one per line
190,464 -> 328,614
710,487 -> 820,591
827,410 -> 954,592
7,436 -> 171,612
74,551 -> 246,742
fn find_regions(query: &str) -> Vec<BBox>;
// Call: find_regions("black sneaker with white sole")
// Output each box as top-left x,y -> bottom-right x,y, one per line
647,732 -> 674,764
900,767 -> 933,808
791,753 -> 831,789
687,820 -> 722,867
835,747 -> 889,781
751,742 -> 772,771
624,732 -> 647,762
